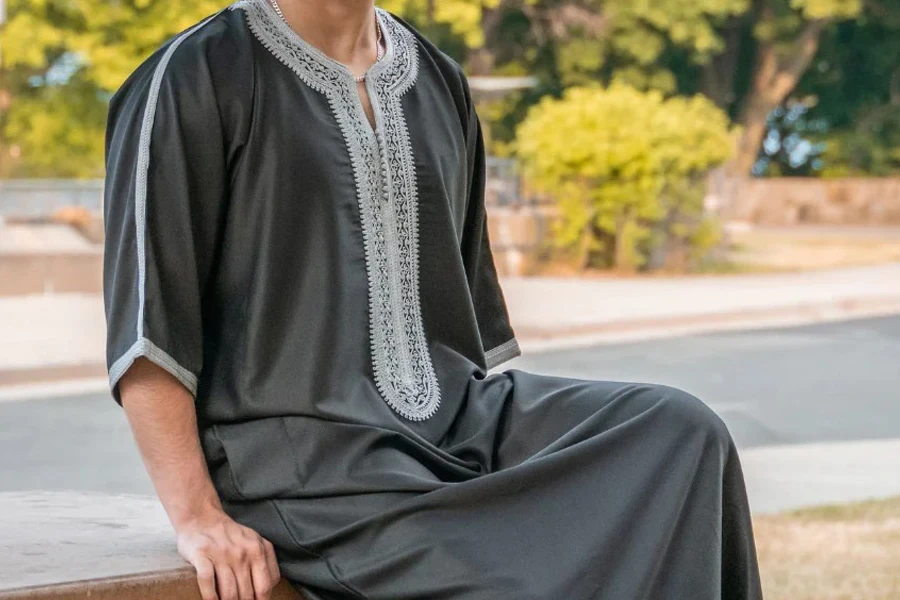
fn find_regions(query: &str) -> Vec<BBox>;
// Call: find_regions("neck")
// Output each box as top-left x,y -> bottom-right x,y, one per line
276,0 -> 378,65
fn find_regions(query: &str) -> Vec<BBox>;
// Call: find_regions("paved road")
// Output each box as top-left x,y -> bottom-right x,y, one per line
509,314 -> 900,449
2,315 -> 899,511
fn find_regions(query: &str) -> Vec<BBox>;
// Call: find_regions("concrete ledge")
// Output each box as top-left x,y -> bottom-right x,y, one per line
0,492 -> 303,600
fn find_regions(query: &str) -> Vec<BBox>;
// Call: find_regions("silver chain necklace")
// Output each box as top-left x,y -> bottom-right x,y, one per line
267,0 -> 384,83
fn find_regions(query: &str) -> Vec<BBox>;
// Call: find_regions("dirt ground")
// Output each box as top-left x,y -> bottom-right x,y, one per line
754,496 -> 900,600
729,226 -> 900,271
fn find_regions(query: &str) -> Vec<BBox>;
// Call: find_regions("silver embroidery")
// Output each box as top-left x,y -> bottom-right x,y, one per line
233,0 -> 441,421
484,338 -> 521,370
110,337 -> 199,397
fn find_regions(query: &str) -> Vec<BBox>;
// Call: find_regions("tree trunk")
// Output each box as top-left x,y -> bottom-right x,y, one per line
731,94 -> 772,176
728,18 -> 827,177
577,225 -> 593,271
613,212 -> 637,272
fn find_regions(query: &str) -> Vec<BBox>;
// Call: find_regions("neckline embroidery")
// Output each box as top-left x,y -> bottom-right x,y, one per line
233,0 -> 441,421
249,0 -> 396,88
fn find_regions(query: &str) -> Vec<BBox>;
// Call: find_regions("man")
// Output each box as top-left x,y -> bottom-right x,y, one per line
103,1 -> 763,599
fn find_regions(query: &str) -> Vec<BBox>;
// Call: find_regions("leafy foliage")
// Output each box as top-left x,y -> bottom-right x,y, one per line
2,73 -> 109,178
780,5 -> 900,176
0,0 -> 896,180
516,84 -> 733,270
2,0 -> 224,89
0,0 -> 223,177
817,115 -> 900,177
379,0 -> 504,48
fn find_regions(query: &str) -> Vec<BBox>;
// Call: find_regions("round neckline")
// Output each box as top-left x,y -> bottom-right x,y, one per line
257,0 -> 395,85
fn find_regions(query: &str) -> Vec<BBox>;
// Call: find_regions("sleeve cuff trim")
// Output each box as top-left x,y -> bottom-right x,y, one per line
485,338 -> 521,370
109,337 -> 199,398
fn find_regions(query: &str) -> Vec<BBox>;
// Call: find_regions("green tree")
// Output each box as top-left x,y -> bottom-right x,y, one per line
792,1 -> 900,176
415,0 -> 749,149
516,84 -> 734,271
0,0 -> 223,177
1,0 -> 892,180
717,0 -> 863,175
447,0 -> 873,178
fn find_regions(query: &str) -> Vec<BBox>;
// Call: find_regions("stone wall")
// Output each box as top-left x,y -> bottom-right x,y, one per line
714,176 -> 900,226
485,205 -> 557,276
0,179 -> 104,218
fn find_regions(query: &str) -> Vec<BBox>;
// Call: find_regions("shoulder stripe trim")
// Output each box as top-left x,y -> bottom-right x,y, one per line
135,14 -> 219,340
116,14 -> 219,398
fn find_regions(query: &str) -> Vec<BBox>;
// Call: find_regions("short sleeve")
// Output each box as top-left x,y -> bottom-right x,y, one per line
459,75 -> 521,370
103,26 -> 227,402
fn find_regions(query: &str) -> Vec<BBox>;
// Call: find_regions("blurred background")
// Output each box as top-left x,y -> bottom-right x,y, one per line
0,1 -> 899,598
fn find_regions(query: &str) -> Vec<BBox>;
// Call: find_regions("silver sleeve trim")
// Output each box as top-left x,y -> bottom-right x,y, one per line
109,337 -> 199,397
485,338 -> 521,370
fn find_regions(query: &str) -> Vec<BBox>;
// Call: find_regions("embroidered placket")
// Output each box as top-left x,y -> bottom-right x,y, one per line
234,0 -> 441,420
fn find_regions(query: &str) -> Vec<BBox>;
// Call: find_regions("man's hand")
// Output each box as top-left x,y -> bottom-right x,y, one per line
117,359 -> 282,600
176,510 -> 281,600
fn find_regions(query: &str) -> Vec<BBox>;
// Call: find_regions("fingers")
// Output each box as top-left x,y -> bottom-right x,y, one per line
193,555 -> 219,600
214,565 -> 239,600
262,538 -> 281,585
233,559 -> 255,600
177,517 -> 279,600
224,525 -> 275,600
249,538 -> 274,600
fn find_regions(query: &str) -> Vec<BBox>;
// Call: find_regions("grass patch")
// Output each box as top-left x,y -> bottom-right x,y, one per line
755,496 -> 900,599
783,496 -> 900,523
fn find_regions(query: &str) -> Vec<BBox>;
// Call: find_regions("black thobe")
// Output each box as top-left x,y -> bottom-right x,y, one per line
103,1 -> 762,598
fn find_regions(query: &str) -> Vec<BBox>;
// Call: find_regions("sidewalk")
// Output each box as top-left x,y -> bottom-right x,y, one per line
2,262 -> 900,377
504,262 -> 900,350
